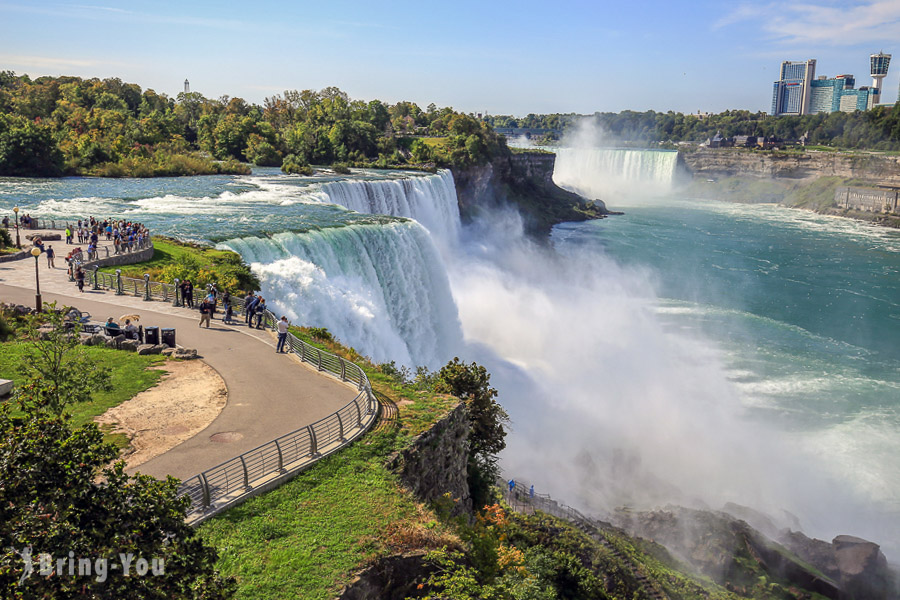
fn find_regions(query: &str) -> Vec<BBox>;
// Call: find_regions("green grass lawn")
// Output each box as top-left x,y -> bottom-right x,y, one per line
199,326 -> 460,598
0,341 -> 165,446
100,238 -> 229,277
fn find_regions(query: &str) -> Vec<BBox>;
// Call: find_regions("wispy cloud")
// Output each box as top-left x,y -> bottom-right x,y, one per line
716,1 -> 900,46
0,2 -> 249,31
0,53 -> 127,70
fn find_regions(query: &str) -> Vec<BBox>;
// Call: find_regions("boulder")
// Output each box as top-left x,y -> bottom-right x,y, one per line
833,535 -> 891,600
136,344 -> 165,355
0,379 -> 13,397
78,333 -> 93,345
120,339 -> 139,352
90,334 -> 107,346
26,233 -> 61,241
174,348 -> 199,360
161,348 -> 177,357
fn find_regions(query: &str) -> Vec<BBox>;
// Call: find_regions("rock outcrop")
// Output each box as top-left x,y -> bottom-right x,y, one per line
452,151 -> 608,237
387,401 -> 471,517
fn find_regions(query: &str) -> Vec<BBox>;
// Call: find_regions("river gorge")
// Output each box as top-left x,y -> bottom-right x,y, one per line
2,148 -> 899,563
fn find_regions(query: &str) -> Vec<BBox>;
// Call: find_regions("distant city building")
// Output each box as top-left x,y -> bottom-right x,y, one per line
870,52 -> 891,107
771,59 -> 816,116
773,53 -> 891,115
184,79 -> 190,94
810,74 -> 854,113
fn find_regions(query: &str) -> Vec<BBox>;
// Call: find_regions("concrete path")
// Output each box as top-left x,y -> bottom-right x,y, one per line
0,231 -> 358,481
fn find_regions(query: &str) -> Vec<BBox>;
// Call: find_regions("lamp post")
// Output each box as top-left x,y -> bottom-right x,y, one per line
13,206 -> 20,249
30,246 -> 42,312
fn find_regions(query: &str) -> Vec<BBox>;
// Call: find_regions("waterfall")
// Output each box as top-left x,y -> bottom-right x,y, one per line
553,148 -> 679,199
319,169 -> 461,245
221,221 -> 463,368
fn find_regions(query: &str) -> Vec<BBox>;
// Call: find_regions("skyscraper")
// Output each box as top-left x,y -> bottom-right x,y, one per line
771,59 -> 816,116
870,52 -> 891,107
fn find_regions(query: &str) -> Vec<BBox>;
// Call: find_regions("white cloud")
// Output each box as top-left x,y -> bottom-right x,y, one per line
0,54 -> 105,70
717,1 -> 900,46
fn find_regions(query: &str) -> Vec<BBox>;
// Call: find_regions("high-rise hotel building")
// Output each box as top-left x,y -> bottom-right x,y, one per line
771,60 -> 816,116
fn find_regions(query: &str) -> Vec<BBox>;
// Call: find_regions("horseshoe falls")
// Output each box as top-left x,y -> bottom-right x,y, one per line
553,147 -> 680,199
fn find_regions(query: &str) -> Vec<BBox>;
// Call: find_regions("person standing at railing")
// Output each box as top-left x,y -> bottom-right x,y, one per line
245,292 -> 259,326
65,225 -> 72,244
254,298 -> 267,329
276,316 -> 289,353
183,280 -> 194,309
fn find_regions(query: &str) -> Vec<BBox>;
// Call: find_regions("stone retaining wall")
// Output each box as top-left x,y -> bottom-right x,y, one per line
82,245 -> 154,269
834,186 -> 899,213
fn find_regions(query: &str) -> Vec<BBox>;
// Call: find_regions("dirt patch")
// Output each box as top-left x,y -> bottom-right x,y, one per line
96,360 -> 227,470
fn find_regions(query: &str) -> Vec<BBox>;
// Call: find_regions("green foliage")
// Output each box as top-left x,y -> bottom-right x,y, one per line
0,316 -> 234,598
0,227 -> 12,249
0,114 -> 63,176
107,238 -> 260,294
307,326 -> 333,342
281,153 -> 313,175
16,305 -> 112,416
332,163 -> 351,174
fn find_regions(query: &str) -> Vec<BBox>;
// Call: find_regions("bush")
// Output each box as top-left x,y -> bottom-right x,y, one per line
332,163 -> 351,175
281,153 -> 314,175
0,227 -> 12,248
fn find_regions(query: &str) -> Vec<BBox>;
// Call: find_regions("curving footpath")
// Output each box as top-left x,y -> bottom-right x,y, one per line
0,230 -> 361,483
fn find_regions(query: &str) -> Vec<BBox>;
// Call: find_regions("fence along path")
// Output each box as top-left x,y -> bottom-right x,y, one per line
179,304 -> 378,525
501,478 -> 667,600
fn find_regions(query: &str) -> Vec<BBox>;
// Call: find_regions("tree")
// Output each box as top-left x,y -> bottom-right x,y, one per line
436,358 -> 509,508
0,310 -> 234,598
0,114 -> 63,176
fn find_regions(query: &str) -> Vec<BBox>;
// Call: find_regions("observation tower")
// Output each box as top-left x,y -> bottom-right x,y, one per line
870,52 -> 891,106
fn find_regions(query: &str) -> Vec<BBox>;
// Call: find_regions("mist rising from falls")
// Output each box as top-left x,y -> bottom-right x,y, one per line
221,221 -> 462,368
319,169 -> 460,246
553,147 -> 679,200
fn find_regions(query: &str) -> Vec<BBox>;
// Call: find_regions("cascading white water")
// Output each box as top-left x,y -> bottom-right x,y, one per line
553,148 -> 679,199
221,221 -> 463,368
320,169 -> 460,246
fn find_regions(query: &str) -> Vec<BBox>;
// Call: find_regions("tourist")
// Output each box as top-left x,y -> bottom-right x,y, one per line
244,292 -> 256,324
223,302 -> 234,325
105,317 -> 121,336
65,226 -> 72,244
45,245 -> 55,268
124,319 -> 138,340
183,280 -> 194,308
2,216 -> 9,228
198,298 -> 212,328
75,267 -> 85,293
276,316 -> 289,353
255,298 -> 267,329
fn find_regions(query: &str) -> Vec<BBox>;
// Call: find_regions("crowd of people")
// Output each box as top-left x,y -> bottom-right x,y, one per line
65,217 -> 150,259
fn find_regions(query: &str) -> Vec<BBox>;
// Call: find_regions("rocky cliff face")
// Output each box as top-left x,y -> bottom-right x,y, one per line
387,402 -> 471,516
452,151 -> 608,238
680,148 -> 900,184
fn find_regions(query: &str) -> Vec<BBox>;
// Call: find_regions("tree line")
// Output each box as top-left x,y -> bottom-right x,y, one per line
486,106 -> 900,150
0,72 -> 504,177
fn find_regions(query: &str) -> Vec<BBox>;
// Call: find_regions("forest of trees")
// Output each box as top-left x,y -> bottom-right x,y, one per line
486,105 -> 900,150
0,72 -> 504,178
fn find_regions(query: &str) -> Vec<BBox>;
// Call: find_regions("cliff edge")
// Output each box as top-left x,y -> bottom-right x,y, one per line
452,150 -> 608,238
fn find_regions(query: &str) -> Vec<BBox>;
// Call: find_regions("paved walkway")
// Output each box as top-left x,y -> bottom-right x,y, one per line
0,230 -> 358,480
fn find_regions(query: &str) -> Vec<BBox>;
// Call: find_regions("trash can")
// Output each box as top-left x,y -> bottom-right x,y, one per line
161,328 -> 176,348
144,326 -> 159,345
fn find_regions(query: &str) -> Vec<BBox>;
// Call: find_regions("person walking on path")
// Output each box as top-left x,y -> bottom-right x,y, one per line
75,267 -> 85,293
198,298 -> 212,328
255,298 -> 267,329
45,245 -> 55,268
276,315 -> 289,352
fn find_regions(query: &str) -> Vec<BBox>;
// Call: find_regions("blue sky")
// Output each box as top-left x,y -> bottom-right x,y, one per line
2,0 -> 900,116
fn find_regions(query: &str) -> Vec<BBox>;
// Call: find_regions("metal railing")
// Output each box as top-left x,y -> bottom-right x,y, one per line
500,477 -> 591,525
177,313 -> 377,524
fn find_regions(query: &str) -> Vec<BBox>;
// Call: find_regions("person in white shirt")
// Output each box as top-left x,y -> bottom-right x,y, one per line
276,315 -> 290,353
